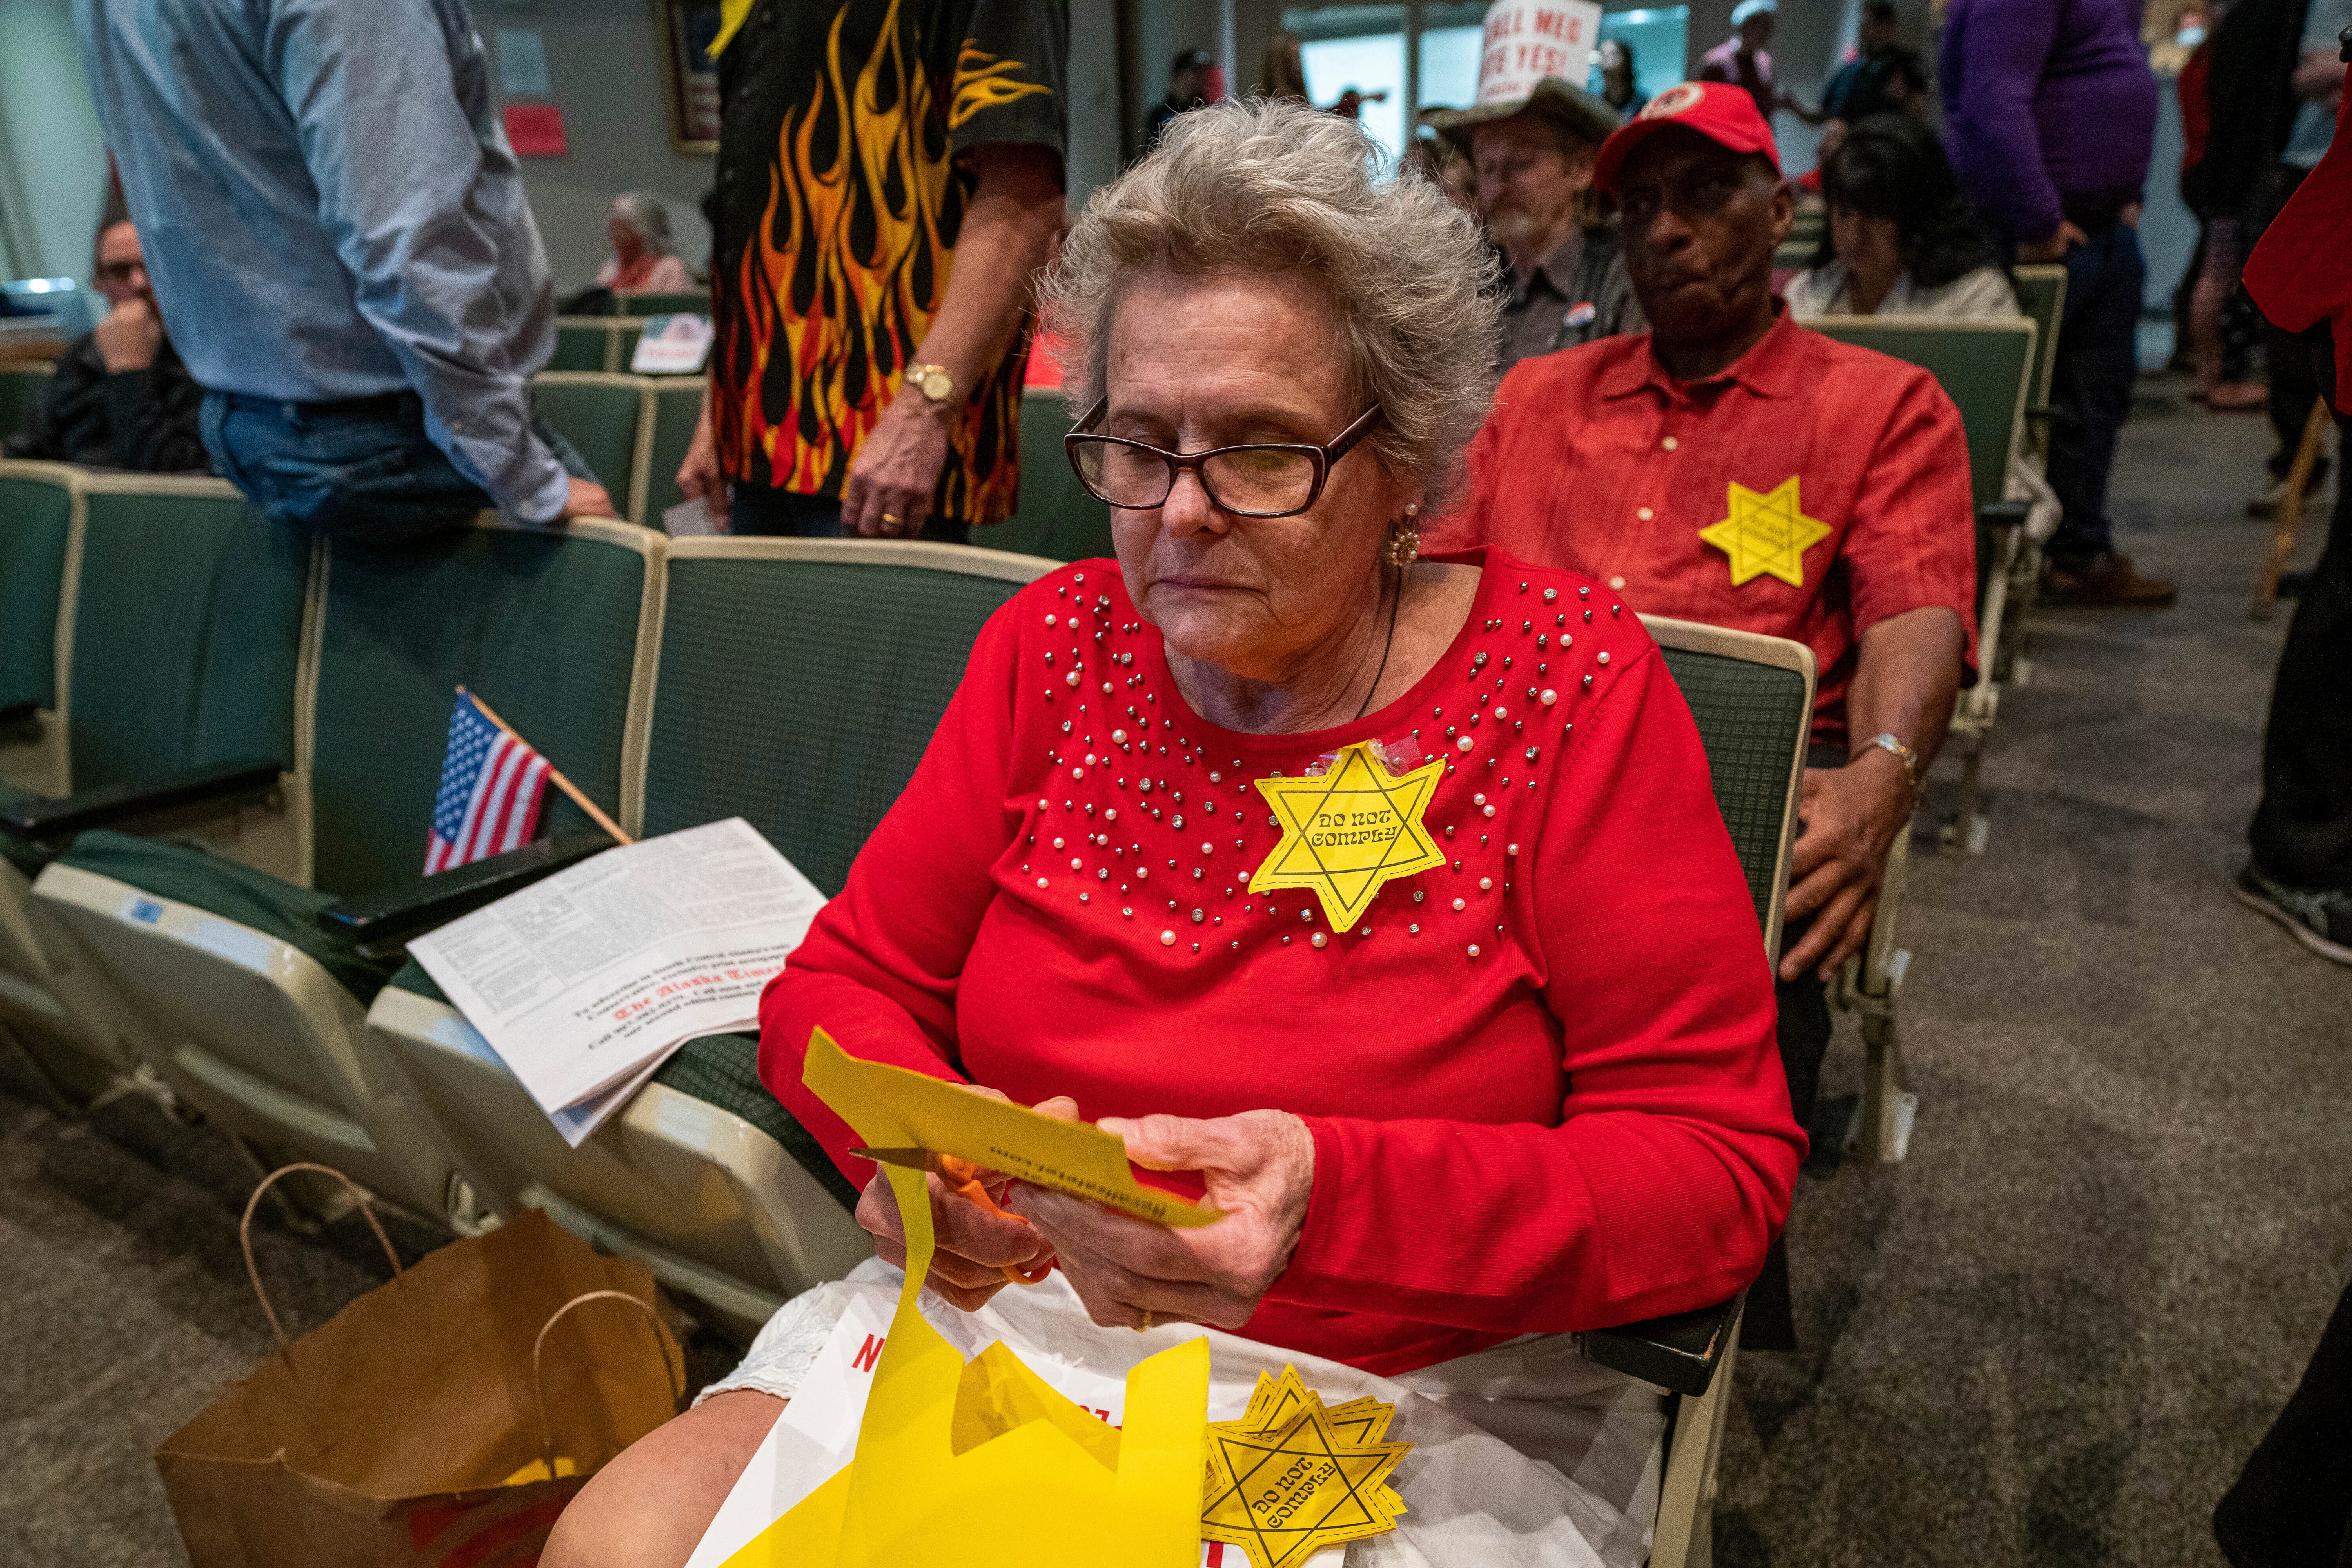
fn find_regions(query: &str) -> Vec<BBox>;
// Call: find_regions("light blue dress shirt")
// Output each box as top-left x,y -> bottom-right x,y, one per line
76,0 -> 569,521
2286,0 -> 2352,170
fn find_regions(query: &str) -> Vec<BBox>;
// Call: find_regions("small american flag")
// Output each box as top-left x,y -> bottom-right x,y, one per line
425,691 -> 553,873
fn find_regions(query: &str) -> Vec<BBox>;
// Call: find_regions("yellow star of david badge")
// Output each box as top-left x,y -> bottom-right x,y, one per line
1697,475 -> 1832,588
1201,1367 -> 1411,1568
1249,740 -> 1447,933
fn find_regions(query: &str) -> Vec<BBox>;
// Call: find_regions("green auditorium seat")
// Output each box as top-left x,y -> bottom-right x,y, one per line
535,372 -> 649,520
363,537 -> 1055,1331
971,388 -> 1116,563
33,515 -> 663,1218
0,363 -> 55,447
0,471 -> 307,1100
612,290 -> 711,319
636,377 -> 706,527
1628,613 -> 1815,1568
551,316 -> 645,374
1804,316 -> 2034,513
0,461 -> 78,796
2008,264 -> 2067,460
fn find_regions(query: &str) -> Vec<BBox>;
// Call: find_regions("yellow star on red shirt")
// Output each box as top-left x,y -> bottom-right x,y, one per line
1698,475 -> 1832,588
1250,741 -> 1446,933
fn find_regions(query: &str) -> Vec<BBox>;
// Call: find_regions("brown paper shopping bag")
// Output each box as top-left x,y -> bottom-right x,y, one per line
156,1165 -> 683,1568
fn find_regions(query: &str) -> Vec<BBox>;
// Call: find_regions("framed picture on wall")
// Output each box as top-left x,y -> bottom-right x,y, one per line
655,0 -> 724,153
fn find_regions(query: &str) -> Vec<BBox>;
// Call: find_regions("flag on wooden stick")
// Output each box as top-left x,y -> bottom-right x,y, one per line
425,690 -> 554,872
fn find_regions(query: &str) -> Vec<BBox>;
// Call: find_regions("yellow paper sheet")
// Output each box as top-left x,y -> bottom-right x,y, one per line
720,1033 -> 1213,1568
804,1026 -> 1221,1228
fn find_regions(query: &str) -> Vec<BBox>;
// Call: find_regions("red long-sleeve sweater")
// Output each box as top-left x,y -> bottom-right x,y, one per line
760,549 -> 1804,1377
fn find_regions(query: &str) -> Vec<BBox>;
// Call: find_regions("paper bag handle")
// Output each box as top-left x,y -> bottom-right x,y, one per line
531,1289 -> 686,1466
240,1162 -> 404,1357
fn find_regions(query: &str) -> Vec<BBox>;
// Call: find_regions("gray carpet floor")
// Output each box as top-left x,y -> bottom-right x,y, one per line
0,372 -> 2344,1565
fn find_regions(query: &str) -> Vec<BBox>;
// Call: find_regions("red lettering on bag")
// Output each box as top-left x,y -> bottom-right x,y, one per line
852,1333 -> 886,1372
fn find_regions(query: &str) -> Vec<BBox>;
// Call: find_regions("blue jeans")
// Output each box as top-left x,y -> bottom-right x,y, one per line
201,389 -> 596,546
2043,219 -> 2145,567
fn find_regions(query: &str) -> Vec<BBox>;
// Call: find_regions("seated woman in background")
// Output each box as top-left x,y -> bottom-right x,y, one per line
594,191 -> 694,294
546,100 -> 1802,1568
1784,113 -> 2016,319
4,216 -> 206,472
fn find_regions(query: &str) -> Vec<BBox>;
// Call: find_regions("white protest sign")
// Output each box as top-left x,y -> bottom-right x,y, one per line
1475,0 -> 1605,104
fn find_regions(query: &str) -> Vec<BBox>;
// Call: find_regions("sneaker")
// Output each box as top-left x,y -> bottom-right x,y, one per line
2040,552 -> 2178,607
2234,865 -> 2352,965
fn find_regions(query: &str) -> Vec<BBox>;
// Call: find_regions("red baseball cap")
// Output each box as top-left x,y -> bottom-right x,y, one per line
1592,80 -> 1782,195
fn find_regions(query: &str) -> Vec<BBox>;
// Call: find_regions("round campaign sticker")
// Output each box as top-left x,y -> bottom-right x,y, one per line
1643,82 -> 1705,119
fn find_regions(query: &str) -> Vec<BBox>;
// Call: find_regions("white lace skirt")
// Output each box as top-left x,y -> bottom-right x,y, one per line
690,1259 -> 1665,1568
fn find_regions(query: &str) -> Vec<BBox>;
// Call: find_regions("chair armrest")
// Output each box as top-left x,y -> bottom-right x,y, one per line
1574,1294 -> 1741,1398
318,830 -> 615,954
1977,498 -> 2031,535
0,757 -> 282,844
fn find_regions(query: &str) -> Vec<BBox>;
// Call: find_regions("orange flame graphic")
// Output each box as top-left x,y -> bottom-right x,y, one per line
717,2 -> 1038,523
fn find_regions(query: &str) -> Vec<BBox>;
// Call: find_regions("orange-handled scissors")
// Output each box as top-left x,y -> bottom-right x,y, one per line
853,1147 -> 1054,1285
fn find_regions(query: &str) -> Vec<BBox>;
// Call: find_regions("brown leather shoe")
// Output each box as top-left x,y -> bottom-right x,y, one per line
2040,552 -> 2178,607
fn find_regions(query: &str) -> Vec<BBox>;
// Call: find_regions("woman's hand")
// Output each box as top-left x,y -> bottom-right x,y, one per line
853,1087 -> 1070,1311
1010,1110 -> 1316,1333
675,388 -> 730,531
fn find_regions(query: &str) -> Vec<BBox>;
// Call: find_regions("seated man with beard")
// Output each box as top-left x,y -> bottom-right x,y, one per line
1428,80 -> 1977,1346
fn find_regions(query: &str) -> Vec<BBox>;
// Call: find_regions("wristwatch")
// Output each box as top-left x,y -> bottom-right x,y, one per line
1860,733 -> 1922,801
904,363 -> 956,404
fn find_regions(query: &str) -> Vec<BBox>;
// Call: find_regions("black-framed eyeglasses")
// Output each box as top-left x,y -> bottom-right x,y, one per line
1063,399 -> 1383,519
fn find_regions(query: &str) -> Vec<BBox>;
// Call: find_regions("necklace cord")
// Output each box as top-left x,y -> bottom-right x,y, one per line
1351,563 -> 1401,724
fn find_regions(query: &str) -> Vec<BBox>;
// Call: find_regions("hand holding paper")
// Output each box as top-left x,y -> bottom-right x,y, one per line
1012,1109 -> 1317,1335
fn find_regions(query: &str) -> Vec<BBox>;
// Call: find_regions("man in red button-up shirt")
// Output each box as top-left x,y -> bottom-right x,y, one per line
1431,86 -> 1975,1346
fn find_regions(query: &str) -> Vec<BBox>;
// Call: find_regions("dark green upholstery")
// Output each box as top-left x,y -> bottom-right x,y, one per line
642,554 -> 1028,895
533,377 -> 643,505
1804,319 -> 2033,509
309,526 -> 648,895
640,380 -> 705,524
0,468 -> 73,711
0,366 -> 54,445
0,780 -> 43,875
70,487 -> 303,793
973,390 -> 1115,564
1656,645 -> 1810,939
2010,266 -> 2066,415
384,959 -> 858,1209
60,830 -> 402,1001
548,319 -> 615,373
613,291 -> 710,319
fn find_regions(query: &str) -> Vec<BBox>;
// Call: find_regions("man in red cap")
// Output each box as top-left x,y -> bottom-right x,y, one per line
1431,81 -> 1977,1344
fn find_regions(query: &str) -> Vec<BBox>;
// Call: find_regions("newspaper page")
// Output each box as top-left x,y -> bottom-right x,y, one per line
409,817 -> 825,1143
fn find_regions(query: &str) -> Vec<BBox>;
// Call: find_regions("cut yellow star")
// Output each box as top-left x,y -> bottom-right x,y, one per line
1249,741 -> 1446,933
1698,475 -> 1831,588
1201,1398 -> 1410,1568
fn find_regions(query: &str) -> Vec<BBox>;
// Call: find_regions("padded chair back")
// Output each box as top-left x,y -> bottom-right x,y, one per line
2009,265 -> 2068,416
550,317 -> 621,373
68,475 -> 307,797
613,290 -> 711,319
0,363 -> 55,441
637,378 -> 706,526
0,461 -> 77,719
1641,615 -> 1816,958
1804,317 -> 2035,510
307,517 -> 662,895
534,372 -> 648,518
641,539 -> 1056,894
973,388 -> 1116,563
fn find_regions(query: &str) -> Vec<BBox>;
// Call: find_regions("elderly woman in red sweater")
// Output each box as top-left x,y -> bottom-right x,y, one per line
549,99 -> 1803,1568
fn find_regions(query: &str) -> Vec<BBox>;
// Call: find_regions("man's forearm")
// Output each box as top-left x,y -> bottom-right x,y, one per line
1845,606 -> 1967,768
906,146 -> 1064,399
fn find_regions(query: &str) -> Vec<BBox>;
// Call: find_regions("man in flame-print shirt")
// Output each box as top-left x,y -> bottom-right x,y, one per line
687,0 -> 1068,543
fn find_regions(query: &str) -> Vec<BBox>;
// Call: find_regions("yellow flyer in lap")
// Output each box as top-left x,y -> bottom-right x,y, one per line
717,1031 -> 1212,1568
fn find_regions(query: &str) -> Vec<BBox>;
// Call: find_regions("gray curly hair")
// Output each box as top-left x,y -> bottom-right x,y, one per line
1043,99 -> 1501,512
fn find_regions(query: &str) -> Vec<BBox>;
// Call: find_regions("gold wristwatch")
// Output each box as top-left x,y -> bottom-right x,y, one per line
904,363 -> 956,403
1860,732 -> 1922,801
